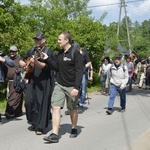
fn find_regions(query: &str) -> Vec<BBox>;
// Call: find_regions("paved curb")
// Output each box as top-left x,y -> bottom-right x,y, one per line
126,128 -> 150,150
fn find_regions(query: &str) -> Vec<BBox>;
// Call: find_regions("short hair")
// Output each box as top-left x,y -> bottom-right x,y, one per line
104,56 -> 110,63
59,30 -> 72,43
126,56 -> 132,60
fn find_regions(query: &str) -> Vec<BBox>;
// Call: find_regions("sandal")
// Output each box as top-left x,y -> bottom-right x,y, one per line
35,129 -> 43,135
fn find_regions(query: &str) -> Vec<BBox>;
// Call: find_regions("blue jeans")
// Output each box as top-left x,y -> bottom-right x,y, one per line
100,75 -> 106,91
128,76 -> 132,91
79,74 -> 87,105
108,84 -> 126,109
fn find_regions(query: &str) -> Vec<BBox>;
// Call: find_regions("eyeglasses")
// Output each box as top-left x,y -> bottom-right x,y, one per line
10,50 -> 17,53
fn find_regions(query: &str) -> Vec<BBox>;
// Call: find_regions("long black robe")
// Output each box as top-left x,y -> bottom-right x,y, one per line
22,46 -> 54,130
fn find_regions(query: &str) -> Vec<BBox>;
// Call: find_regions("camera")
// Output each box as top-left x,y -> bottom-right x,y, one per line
0,51 -> 6,57
34,46 -> 41,53
33,47 -> 42,58
15,68 -> 22,75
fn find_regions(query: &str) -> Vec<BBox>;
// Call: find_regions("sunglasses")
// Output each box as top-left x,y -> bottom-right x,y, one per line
10,50 -> 17,53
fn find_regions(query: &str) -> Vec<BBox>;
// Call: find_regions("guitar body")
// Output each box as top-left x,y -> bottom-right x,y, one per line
22,46 -> 44,80
24,57 -> 34,79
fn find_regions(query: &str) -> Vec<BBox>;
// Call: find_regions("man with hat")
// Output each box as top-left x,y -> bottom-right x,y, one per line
105,54 -> 129,115
19,32 -> 55,135
4,45 -> 23,119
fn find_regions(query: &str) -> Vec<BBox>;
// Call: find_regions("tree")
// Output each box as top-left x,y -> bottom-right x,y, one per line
131,20 -> 150,58
24,0 -> 107,71
0,1 -> 33,54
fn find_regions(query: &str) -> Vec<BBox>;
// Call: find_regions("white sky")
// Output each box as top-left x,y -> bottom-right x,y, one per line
87,0 -> 150,25
19,0 -> 150,25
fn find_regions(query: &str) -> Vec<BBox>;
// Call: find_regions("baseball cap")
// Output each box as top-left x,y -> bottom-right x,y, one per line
10,45 -> 18,51
114,54 -> 122,59
33,33 -> 45,40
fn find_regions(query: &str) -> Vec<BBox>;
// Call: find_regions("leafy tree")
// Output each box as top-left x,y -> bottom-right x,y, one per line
131,20 -> 150,58
23,0 -> 107,72
0,0 -> 149,87
0,1 -> 33,55
104,22 -> 119,59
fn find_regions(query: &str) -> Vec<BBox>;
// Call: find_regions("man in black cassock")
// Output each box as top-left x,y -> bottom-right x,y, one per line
19,33 -> 54,135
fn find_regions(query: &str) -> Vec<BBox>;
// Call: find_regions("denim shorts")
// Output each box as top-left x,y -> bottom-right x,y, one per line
51,82 -> 78,110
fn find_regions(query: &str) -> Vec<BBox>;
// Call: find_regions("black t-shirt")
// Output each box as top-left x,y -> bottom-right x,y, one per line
47,45 -> 83,90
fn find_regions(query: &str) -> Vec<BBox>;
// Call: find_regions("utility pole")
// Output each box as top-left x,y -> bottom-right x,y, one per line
117,0 -> 132,55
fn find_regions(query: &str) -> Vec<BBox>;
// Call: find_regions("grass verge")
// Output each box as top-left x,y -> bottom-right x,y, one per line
0,85 -> 100,112
0,92 -> 7,112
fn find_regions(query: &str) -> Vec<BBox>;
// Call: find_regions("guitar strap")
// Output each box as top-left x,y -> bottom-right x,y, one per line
43,47 -> 49,55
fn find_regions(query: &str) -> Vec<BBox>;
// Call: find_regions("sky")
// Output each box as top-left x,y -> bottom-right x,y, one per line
19,0 -> 150,25
87,0 -> 150,25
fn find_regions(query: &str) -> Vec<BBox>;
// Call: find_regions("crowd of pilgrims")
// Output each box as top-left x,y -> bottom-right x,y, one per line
0,35 -> 150,138
0,32 -> 93,138
98,54 -> 150,96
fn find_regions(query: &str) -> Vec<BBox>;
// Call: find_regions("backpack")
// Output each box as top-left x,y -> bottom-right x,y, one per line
71,45 -> 79,60
13,68 -> 25,93
110,63 -> 126,73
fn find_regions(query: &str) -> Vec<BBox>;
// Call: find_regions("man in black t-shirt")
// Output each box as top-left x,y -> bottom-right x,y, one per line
43,31 -> 83,143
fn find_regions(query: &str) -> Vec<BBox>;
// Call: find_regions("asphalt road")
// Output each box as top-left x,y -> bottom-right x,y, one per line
0,86 -> 150,150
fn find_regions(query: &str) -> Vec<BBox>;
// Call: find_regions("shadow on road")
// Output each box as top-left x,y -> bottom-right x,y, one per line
0,112 -> 25,125
126,86 -> 150,97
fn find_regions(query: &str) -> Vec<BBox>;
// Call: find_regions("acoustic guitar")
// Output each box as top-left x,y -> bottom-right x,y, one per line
22,47 -> 42,80
23,57 -> 34,79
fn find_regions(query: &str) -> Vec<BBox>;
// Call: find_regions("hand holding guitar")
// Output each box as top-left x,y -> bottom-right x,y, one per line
19,45 -> 46,80
40,52 -> 48,60
30,57 -> 35,63
19,59 -> 27,67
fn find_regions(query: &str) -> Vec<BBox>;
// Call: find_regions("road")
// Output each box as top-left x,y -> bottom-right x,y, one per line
0,86 -> 150,150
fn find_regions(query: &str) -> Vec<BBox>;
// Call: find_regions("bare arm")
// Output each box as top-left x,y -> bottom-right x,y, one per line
98,66 -> 102,76
30,58 -> 46,69
89,69 -> 93,81
85,61 -> 91,68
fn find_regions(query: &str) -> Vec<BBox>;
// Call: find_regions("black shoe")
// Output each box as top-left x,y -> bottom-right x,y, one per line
4,112 -> 11,119
70,128 -> 77,138
77,106 -> 84,114
104,93 -> 109,96
29,124 -> 36,131
120,108 -> 126,112
106,108 -> 113,115
15,112 -> 23,117
43,133 -> 59,143
65,110 -> 70,115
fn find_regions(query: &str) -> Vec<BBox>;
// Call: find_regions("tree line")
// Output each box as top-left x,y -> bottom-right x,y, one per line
0,0 -> 149,82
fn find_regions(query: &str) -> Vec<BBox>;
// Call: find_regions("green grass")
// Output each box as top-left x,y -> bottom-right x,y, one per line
0,85 -> 100,112
0,100 -> 6,112
87,85 -> 100,93
0,92 -> 7,112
